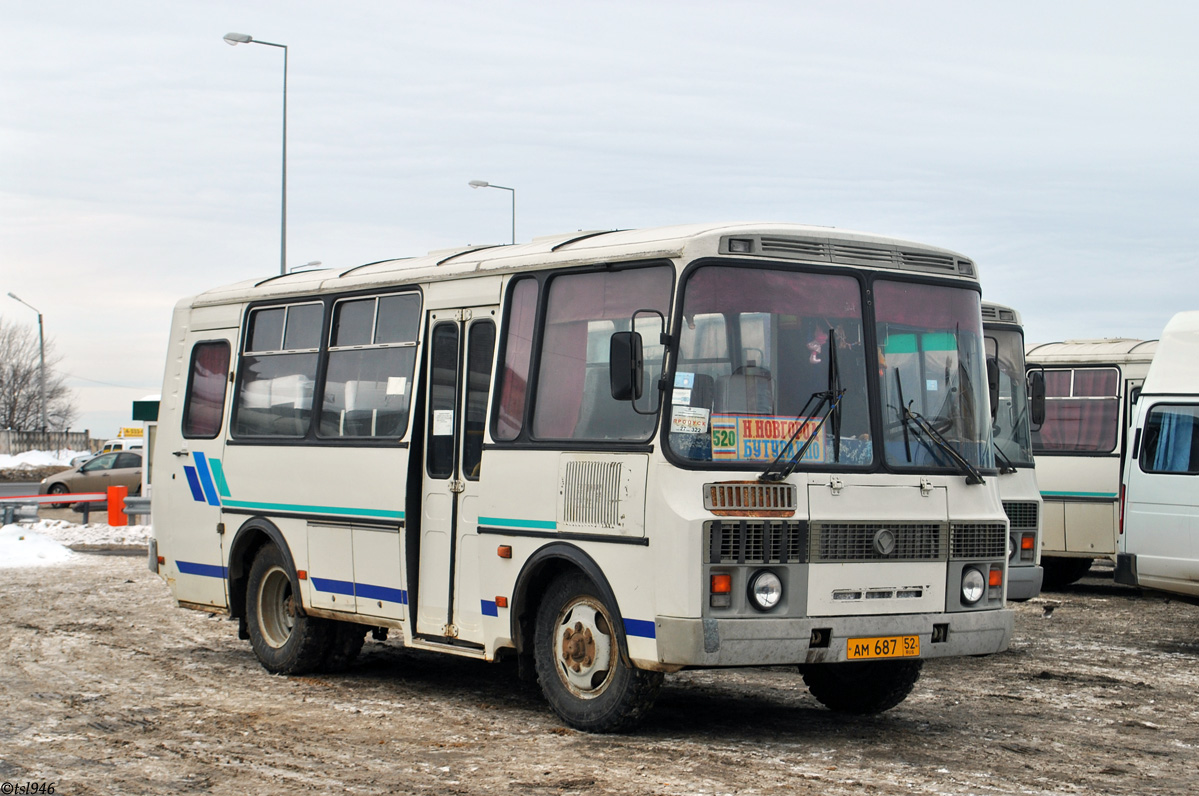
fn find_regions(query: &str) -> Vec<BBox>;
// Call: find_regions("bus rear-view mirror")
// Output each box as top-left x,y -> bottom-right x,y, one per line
610,331 -> 644,401
1028,370 -> 1046,427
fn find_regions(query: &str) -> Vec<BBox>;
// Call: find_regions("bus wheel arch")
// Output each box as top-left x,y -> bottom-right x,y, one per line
227,518 -> 298,625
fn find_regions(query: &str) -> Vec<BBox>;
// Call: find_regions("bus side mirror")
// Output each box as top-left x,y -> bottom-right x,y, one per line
610,331 -> 643,401
986,357 -> 1000,421
1028,370 -> 1046,427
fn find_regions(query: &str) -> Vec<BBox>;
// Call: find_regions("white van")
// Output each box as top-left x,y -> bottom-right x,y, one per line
70,437 -> 144,467
1116,311 -> 1199,598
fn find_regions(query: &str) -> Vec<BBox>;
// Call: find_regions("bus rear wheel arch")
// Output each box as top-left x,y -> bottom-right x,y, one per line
533,571 -> 662,733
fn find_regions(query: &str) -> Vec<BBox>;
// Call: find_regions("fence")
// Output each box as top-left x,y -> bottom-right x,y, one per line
0,429 -> 92,456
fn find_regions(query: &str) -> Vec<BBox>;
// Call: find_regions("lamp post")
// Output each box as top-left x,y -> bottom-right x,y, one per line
224,31 -> 289,275
6,292 -> 46,432
468,180 -> 516,244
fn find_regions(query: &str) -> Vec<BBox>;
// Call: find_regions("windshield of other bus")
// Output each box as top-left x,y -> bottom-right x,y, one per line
874,280 -> 994,473
985,327 -> 1035,467
666,264 -> 872,467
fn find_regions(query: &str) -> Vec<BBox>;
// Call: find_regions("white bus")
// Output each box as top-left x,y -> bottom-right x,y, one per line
1025,337 -> 1157,588
150,222 -> 1014,732
1117,311 -> 1199,599
981,302 -> 1043,600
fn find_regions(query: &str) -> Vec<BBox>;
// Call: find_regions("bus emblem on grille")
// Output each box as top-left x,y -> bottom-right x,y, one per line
873,528 -> 897,556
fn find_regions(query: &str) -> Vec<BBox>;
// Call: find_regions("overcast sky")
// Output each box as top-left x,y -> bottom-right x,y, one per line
3,1 -> 1197,438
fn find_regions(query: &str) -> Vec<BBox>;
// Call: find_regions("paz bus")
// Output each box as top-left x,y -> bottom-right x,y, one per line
981,302 -> 1043,600
150,222 -> 1014,732
1117,311 -> 1199,599
1025,337 -> 1157,588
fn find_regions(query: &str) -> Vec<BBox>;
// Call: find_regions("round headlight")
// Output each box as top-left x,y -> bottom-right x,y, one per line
1008,534 -> 1017,561
961,567 -> 986,605
748,570 -> 783,611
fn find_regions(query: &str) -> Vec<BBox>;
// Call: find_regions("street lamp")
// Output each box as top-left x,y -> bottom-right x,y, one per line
224,31 -> 289,275
469,180 -> 516,244
6,292 -> 46,432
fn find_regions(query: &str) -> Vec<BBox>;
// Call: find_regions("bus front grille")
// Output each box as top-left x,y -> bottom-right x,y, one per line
1003,501 -> 1039,531
950,523 -> 1008,559
706,520 -> 808,564
810,522 -> 947,562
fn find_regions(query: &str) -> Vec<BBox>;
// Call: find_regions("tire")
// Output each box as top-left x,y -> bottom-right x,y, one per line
47,482 -> 70,509
533,572 -> 662,733
321,621 -> 368,673
1041,557 -> 1094,590
802,659 -> 923,714
246,545 -> 330,675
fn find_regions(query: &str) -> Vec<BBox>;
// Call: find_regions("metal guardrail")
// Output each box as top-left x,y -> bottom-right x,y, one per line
124,497 -> 152,522
0,490 -> 143,525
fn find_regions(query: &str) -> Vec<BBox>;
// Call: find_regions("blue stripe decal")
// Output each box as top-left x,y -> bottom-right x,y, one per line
176,560 -> 228,579
182,466 -> 205,502
310,577 -> 355,596
192,452 -> 221,507
478,516 -> 557,531
356,582 -> 408,605
209,458 -> 232,498
623,618 -> 656,639
481,600 -> 499,617
1041,491 -> 1118,499
221,499 -> 404,520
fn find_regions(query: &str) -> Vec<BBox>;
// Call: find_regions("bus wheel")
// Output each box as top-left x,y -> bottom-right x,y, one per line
801,659 -> 923,714
534,572 -> 662,733
321,622 -> 368,672
246,545 -> 329,675
1041,557 -> 1094,590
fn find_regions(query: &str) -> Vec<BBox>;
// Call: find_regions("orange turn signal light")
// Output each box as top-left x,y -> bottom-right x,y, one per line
495,596 -> 508,608
711,573 -> 733,594
988,568 -> 1003,587
157,555 -> 165,565
1021,536 -> 1036,550
497,545 -> 512,559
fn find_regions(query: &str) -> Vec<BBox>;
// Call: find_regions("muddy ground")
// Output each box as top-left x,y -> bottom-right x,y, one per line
1,553 -> 1197,796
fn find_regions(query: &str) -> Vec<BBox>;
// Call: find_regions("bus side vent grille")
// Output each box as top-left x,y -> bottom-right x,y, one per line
1003,501 -> 1039,532
810,522 -> 947,562
759,236 -> 829,260
704,482 -> 797,515
706,520 -> 808,564
562,461 -> 623,529
899,250 -> 960,274
950,522 -> 1008,559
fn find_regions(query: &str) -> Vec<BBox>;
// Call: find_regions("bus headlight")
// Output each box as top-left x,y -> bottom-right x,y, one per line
748,570 -> 783,611
961,568 -> 986,605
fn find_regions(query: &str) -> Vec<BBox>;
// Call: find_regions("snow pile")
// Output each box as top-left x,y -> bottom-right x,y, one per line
26,518 -> 152,548
0,449 -> 88,470
0,526 -> 76,568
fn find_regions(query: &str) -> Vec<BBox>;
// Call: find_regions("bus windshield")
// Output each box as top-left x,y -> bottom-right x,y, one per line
666,264 -> 873,467
874,280 -> 994,473
985,327 -> 1035,467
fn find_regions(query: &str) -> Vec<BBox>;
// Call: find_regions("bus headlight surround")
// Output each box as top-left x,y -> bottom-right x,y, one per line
961,567 -> 986,605
748,569 -> 783,611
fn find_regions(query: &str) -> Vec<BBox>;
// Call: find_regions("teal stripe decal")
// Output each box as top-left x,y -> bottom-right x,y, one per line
478,516 -> 558,531
1040,491 -> 1118,499
221,499 -> 404,520
209,458 -> 231,498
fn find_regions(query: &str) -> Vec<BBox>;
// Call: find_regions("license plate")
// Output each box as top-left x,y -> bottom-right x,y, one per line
846,634 -> 920,660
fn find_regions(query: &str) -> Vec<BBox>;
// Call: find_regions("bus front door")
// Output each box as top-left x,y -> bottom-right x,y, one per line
415,307 -> 497,644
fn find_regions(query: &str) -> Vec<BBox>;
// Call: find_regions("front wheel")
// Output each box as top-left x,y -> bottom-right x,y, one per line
47,482 -> 70,509
801,659 -> 923,714
534,572 -> 662,733
246,545 -> 329,674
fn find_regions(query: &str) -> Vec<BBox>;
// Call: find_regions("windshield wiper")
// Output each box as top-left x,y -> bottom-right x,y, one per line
993,443 -> 1017,475
900,401 -> 986,485
760,329 -> 845,482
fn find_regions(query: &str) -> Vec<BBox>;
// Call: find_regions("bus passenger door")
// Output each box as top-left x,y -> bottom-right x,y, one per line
155,327 -> 237,609
416,307 -> 497,643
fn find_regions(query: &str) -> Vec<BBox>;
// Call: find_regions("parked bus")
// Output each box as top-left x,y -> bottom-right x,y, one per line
982,302 -> 1043,600
1025,337 -> 1157,588
1117,311 -> 1199,599
150,222 -> 1014,731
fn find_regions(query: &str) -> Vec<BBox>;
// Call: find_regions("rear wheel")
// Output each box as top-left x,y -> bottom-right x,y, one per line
801,659 -> 923,714
47,482 -> 70,509
321,621 -> 368,672
534,572 -> 662,733
246,545 -> 329,674
1041,556 -> 1094,590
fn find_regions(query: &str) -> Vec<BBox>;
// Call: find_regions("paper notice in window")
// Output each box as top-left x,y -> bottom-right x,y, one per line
433,410 -> 454,436
671,405 -> 709,435
387,376 -> 407,395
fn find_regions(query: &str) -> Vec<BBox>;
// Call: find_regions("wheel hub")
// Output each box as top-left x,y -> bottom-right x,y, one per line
561,621 -> 596,671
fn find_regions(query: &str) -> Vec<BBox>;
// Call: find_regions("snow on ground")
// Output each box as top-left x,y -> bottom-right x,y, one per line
0,526 -> 77,567
0,520 -> 151,567
0,449 -> 88,470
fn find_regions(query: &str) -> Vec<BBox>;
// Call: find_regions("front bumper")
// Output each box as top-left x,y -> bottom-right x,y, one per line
654,609 -> 1014,667
1006,564 -> 1044,601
